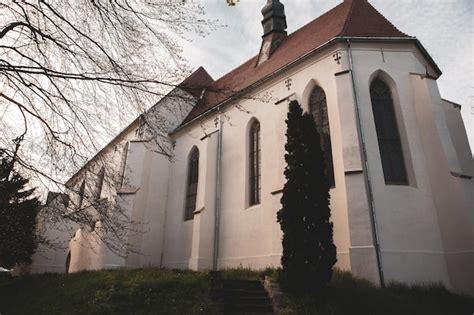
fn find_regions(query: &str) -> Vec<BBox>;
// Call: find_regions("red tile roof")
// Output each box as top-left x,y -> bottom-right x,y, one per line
181,0 -> 410,126
179,66 -> 214,98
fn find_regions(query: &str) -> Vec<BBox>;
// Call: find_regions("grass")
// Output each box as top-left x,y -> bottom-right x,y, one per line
0,268 -> 219,315
0,267 -> 472,315
278,269 -> 474,315
217,267 -> 261,280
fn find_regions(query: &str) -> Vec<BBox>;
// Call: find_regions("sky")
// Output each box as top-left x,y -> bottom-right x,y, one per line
182,0 -> 474,153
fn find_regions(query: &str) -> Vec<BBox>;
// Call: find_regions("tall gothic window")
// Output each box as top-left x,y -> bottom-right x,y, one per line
370,78 -> 408,185
95,167 -> 105,200
249,120 -> 261,206
119,142 -> 129,188
309,86 -> 335,187
184,147 -> 199,221
78,179 -> 86,209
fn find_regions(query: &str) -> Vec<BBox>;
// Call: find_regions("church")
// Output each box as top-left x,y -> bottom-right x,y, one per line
32,0 -> 474,296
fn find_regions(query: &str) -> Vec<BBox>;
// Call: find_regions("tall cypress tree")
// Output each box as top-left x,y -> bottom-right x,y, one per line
0,152 -> 40,269
277,100 -> 337,294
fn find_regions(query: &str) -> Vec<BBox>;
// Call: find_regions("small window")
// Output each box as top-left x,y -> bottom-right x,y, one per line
78,179 -> 86,208
249,120 -> 261,206
309,86 -> 335,187
95,167 -> 105,200
184,147 -> 199,221
370,78 -> 408,185
119,142 -> 129,188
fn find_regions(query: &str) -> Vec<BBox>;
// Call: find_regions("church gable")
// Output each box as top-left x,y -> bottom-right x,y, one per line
181,0 -> 414,127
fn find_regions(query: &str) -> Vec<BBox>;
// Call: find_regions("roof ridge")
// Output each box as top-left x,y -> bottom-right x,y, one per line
181,66 -> 213,86
340,0 -> 408,37
367,3 -> 408,37
210,2 -> 348,86
180,0 -> 422,127
340,0 -> 357,35
284,1 -> 348,42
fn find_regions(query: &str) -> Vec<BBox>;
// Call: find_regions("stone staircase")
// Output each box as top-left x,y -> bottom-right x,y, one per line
218,279 -> 274,314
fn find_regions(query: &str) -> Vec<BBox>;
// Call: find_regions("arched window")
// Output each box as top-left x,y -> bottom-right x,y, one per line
95,167 -> 105,200
78,179 -> 86,208
370,78 -> 408,185
184,147 -> 199,221
309,86 -> 335,187
249,120 -> 261,206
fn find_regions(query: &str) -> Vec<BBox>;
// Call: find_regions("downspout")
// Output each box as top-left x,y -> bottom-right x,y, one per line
346,39 -> 385,287
213,110 -> 223,270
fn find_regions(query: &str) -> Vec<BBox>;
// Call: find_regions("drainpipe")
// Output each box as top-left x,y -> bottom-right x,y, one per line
346,39 -> 385,287
213,110 -> 223,270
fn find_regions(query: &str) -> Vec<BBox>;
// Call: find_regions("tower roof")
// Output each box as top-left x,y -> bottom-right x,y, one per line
179,0 -> 437,128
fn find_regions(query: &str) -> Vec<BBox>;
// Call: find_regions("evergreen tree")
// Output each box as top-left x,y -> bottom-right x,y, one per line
277,100 -> 337,294
0,151 -> 40,269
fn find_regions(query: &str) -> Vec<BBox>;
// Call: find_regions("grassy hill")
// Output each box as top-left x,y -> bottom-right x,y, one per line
0,268 -> 219,315
0,268 -> 472,315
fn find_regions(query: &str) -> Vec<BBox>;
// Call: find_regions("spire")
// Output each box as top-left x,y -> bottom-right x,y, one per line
257,0 -> 287,66
261,0 -> 287,37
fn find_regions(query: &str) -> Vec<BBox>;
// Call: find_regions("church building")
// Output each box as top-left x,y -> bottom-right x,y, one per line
32,0 -> 474,296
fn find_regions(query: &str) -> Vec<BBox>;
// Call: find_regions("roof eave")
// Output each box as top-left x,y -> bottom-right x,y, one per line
173,36 -> 442,134
65,118 -> 141,187
338,36 -> 442,76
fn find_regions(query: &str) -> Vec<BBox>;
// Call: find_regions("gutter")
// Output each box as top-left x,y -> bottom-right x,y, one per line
347,39 -> 385,287
172,36 -> 440,134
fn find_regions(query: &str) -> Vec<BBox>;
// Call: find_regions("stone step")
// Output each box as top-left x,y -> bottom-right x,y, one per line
224,303 -> 273,313
216,279 -> 274,314
220,289 -> 269,298
222,280 -> 264,290
223,296 -> 272,305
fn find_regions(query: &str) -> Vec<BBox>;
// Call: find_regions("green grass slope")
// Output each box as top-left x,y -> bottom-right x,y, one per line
279,270 -> 474,315
0,268 -> 219,315
0,268 -> 472,315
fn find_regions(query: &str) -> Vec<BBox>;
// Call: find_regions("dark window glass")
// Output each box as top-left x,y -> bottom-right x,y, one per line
78,179 -> 86,208
370,78 -> 408,185
249,121 -> 261,206
309,86 -> 335,187
184,148 -> 199,221
95,167 -> 105,200
120,142 -> 129,188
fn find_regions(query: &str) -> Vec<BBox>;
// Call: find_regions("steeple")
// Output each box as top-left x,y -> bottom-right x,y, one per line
261,0 -> 287,37
257,0 -> 287,65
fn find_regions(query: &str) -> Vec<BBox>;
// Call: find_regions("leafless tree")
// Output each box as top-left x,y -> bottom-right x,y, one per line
0,0 -> 218,257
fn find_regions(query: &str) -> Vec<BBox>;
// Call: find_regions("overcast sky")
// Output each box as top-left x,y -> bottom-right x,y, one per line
182,0 -> 473,152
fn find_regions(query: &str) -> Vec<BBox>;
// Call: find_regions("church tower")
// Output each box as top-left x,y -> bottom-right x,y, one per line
257,0 -> 287,65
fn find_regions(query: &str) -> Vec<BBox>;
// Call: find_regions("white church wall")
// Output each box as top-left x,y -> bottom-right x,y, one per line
161,131 -> 202,269
188,132 -> 218,270
333,62 -> 381,284
36,87 -> 199,274
410,75 -> 474,295
350,43 -> 451,287
31,196 -> 78,274
441,100 -> 474,227
347,41 -> 473,294
33,35 -> 473,296
166,44 -> 353,272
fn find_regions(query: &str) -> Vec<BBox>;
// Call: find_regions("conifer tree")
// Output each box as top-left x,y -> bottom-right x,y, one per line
277,100 -> 337,294
0,151 -> 40,269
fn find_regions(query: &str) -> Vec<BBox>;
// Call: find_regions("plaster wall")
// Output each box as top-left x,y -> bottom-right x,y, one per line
30,197 -> 78,274
32,40 -> 474,296
349,42 -> 473,294
164,44 -> 352,272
